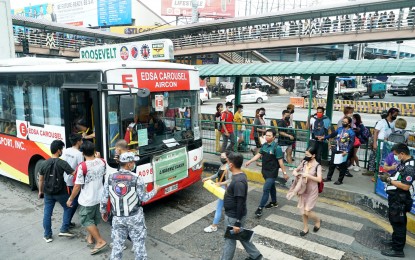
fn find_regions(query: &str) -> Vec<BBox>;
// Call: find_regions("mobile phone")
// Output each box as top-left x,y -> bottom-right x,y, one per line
39,193 -> 44,199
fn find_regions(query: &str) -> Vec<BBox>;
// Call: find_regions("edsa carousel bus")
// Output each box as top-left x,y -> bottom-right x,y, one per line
0,57 -> 203,204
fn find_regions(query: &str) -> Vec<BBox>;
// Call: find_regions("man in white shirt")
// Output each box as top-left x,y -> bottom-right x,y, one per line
61,134 -> 83,227
67,141 -> 108,255
373,108 -> 399,151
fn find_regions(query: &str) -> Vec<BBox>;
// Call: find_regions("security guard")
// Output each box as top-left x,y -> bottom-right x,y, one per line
101,152 -> 160,260
379,143 -> 414,258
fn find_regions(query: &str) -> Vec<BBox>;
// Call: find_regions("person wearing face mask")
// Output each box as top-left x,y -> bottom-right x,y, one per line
221,102 -> 236,152
202,152 -> 233,233
100,152 -> 161,259
337,106 -> 355,128
373,107 -> 400,152
233,104 -> 247,150
251,108 -> 267,157
38,140 -> 76,243
307,106 -> 332,164
378,143 -> 414,258
289,147 -> 323,236
278,110 -> 296,169
215,103 -> 224,152
320,117 -> 355,185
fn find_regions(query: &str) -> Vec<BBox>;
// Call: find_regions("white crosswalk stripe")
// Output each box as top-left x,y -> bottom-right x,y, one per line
252,225 -> 345,260
237,242 -> 301,260
161,186 -> 254,234
280,205 -> 363,231
266,214 -> 355,245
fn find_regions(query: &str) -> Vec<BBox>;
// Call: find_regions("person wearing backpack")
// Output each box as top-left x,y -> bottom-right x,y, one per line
67,141 -> 107,255
387,118 -> 410,144
306,106 -> 332,164
38,140 -> 75,243
378,143 -> 414,258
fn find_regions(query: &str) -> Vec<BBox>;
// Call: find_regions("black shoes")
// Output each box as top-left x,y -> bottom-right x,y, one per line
313,220 -> 322,232
255,207 -> 263,217
334,181 -> 343,185
323,178 -> 331,182
245,254 -> 263,260
264,202 -> 278,209
345,172 -> 353,177
381,249 -> 404,258
300,230 -> 309,236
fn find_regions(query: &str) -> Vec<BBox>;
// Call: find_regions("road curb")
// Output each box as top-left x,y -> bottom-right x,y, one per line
203,160 -> 415,236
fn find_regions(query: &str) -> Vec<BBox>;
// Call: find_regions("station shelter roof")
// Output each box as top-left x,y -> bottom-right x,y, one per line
196,59 -> 415,78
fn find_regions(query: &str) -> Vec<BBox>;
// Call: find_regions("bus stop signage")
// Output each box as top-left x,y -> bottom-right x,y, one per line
79,39 -> 174,61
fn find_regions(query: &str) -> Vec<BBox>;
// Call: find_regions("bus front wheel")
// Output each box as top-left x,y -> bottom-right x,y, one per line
32,159 -> 45,191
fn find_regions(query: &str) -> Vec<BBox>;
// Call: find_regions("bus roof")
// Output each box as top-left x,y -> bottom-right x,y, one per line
0,58 -> 198,73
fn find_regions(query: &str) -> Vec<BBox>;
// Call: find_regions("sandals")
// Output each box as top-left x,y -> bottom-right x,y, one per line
91,243 -> 108,255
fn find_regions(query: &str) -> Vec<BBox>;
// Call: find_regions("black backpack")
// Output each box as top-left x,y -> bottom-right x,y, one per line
43,159 -> 65,195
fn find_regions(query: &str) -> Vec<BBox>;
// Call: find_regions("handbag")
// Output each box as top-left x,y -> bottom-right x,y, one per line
317,165 -> 324,193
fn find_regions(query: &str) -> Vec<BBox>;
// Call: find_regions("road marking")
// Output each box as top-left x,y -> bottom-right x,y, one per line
280,205 -> 363,231
253,225 -> 345,260
162,186 -> 254,234
237,242 -> 301,260
315,201 -> 361,217
266,214 -> 355,245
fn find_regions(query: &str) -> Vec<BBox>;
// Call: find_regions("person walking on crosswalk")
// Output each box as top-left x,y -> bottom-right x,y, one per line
245,129 -> 288,217
221,152 -> 262,260
289,147 -> 323,236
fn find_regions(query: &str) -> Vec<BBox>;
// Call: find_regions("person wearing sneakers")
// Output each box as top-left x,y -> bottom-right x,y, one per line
290,147 -> 322,237
245,129 -> 288,217
202,152 -> 232,233
320,117 -> 355,185
101,152 -> 161,260
67,141 -> 107,255
38,140 -> 75,243
221,152 -> 262,260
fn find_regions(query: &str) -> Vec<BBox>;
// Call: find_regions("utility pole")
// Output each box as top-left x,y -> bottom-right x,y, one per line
0,0 -> 15,59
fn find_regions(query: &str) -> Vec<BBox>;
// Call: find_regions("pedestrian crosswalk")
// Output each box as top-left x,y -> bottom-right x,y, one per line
160,187 -> 371,260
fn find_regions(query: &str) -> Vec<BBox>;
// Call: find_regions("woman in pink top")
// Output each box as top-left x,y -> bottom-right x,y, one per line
291,147 -> 323,236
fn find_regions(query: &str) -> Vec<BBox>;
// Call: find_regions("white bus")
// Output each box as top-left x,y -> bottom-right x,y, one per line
0,58 -> 203,204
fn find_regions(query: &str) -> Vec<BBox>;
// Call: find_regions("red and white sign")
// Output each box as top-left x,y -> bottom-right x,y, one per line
16,120 -> 66,145
137,69 -> 190,92
136,163 -> 154,184
161,0 -> 235,18
155,95 -> 164,111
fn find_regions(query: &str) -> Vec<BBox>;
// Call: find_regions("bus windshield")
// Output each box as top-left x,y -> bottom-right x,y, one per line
107,90 -> 199,160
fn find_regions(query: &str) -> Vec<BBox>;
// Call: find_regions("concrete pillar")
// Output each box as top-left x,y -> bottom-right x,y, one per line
0,0 -> 15,59
342,44 -> 350,60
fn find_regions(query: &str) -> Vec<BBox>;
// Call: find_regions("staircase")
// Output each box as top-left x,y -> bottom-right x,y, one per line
218,51 -> 284,89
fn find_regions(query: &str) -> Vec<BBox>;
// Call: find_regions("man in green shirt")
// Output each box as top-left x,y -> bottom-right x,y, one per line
246,129 -> 288,217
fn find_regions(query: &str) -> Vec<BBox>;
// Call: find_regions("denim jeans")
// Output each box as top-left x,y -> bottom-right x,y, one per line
259,178 -> 277,208
220,215 -> 261,260
43,192 -> 71,237
68,186 -> 79,222
213,190 -> 225,225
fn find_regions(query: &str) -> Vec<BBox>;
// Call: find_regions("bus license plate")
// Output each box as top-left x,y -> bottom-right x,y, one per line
165,184 -> 178,194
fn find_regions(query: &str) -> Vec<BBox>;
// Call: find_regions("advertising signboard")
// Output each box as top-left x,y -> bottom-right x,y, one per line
79,39 -> 174,61
161,0 -> 235,18
153,147 -> 189,187
16,120 -> 66,145
375,141 -> 415,214
98,0 -> 132,26
110,25 -> 171,35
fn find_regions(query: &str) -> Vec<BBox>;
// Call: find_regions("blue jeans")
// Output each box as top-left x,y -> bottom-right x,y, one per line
43,192 -> 71,237
213,186 -> 225,225
68,186 -> 79,222
259,178 -> 277,208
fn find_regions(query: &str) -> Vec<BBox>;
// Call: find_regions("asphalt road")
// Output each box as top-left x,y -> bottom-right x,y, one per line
201,94 -> 415,129
1,174 -> 415,260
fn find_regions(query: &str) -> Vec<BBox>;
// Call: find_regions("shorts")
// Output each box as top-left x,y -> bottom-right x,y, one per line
79,204 -> 101,227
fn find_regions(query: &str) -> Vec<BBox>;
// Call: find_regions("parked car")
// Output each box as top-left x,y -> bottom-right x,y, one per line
387,76 -> 415,96
226,89 -> 268,104
200,86 -> 211,104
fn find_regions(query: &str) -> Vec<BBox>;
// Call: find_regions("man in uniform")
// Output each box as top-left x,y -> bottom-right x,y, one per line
245,129 -> 289,217
379,143 -> 414,258
101,152 -> 160,260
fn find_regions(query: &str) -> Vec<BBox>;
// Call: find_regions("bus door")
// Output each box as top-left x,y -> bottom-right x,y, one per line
62,86 -> 102,153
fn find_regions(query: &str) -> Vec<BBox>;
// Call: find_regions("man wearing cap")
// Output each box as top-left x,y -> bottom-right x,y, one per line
101,152 -> 160,260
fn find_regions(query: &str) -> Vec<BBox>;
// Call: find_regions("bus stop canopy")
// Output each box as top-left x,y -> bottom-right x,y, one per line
196,59 -> 415,78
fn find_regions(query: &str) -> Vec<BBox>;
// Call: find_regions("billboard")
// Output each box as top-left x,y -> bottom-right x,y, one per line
161,0 -> 235,18
11,0 -> 132,27
110,25 -> 171,35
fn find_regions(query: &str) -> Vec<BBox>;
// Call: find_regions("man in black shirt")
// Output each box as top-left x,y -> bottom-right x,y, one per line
379,143 -> 414,258
221,152 -> 262,260
38,140 -> 75,243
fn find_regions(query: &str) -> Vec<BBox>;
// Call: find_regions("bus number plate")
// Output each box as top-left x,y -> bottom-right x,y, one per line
165,184 -> 178,194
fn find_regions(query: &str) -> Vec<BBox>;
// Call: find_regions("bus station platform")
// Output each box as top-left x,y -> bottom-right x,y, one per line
202,152 -> 415,235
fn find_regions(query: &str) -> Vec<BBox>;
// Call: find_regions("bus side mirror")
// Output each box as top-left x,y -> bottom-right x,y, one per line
137,88 -> 150,97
